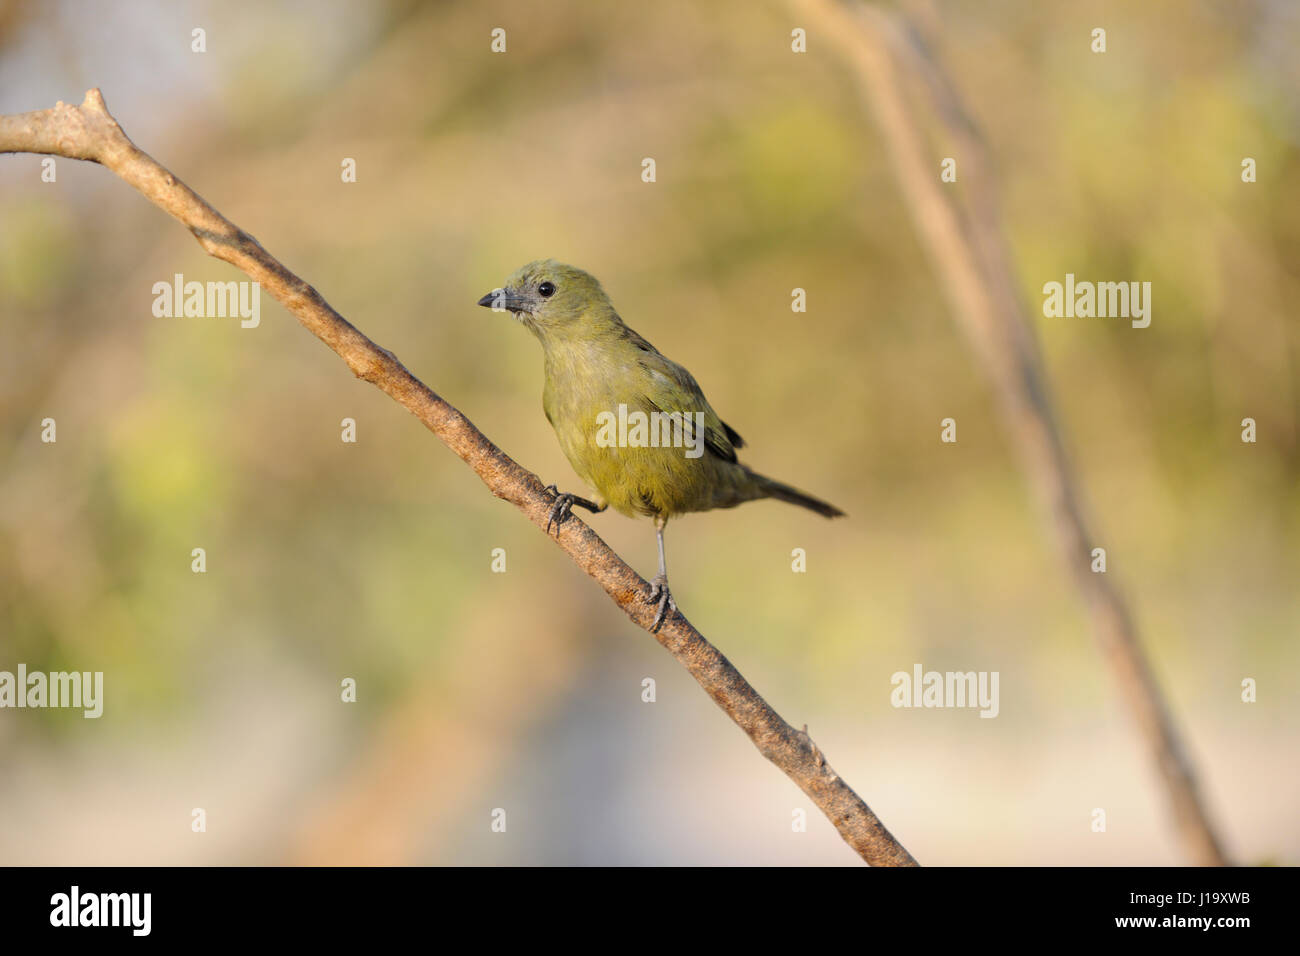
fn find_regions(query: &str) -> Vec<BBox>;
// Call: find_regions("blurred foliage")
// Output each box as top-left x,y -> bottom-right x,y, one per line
0,0 -> 1295,864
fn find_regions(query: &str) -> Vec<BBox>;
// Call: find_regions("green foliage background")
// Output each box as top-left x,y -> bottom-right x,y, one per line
0,0 -> 1295,864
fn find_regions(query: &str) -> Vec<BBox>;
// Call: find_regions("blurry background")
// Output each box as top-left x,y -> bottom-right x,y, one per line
0,0 -> 1296,865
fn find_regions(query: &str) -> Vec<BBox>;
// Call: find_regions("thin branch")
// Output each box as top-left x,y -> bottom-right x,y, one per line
0,89 -> 917,867
796,0 -> 1228,865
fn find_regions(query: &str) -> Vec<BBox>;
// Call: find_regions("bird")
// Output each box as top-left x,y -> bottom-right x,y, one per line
477,259 -> 845,631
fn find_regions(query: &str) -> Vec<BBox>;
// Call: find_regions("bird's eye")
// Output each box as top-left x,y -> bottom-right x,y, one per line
538,281 -> 556,298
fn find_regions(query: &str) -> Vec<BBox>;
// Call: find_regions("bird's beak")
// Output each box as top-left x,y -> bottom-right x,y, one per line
477,288 -> 531,313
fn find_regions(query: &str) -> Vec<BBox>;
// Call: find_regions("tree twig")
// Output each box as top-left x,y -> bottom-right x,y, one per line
796,0 -> 1228,865
0,89 -> 917,867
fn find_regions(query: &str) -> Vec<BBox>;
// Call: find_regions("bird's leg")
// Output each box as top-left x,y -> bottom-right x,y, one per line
542,484 -> 605,535
647,515 -> 676,632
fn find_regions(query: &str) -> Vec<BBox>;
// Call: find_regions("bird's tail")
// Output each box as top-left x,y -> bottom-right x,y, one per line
749,469 -> 846,518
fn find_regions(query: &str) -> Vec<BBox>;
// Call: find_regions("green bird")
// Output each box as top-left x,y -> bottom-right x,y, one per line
478,260 -> 845,631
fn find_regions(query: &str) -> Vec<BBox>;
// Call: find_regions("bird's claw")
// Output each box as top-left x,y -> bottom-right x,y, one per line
647,574 -> 676,632
544,484 -> 576,536
542,484 -> 605,535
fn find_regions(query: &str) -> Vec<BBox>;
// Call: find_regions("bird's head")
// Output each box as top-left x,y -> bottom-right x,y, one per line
477,259 -> 613,339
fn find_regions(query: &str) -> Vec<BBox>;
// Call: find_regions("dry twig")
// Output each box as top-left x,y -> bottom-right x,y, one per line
0,89 -> 917,867
797,0 -> 1227,865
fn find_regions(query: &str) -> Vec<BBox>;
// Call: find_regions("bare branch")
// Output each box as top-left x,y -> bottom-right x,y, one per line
0,89 -> 917,867
795,0 -> 1228,865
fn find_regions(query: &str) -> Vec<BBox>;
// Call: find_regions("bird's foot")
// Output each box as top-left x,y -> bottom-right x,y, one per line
543,484 -> 602,536
647,574 -> 677,632
544,485 -> 574,535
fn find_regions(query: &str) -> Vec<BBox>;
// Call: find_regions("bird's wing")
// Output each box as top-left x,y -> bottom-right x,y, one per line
620,325 -> 746,463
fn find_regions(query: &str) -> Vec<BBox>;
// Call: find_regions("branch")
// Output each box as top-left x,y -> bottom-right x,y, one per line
0,89 -> 917,867
796,0 -> 1228,865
